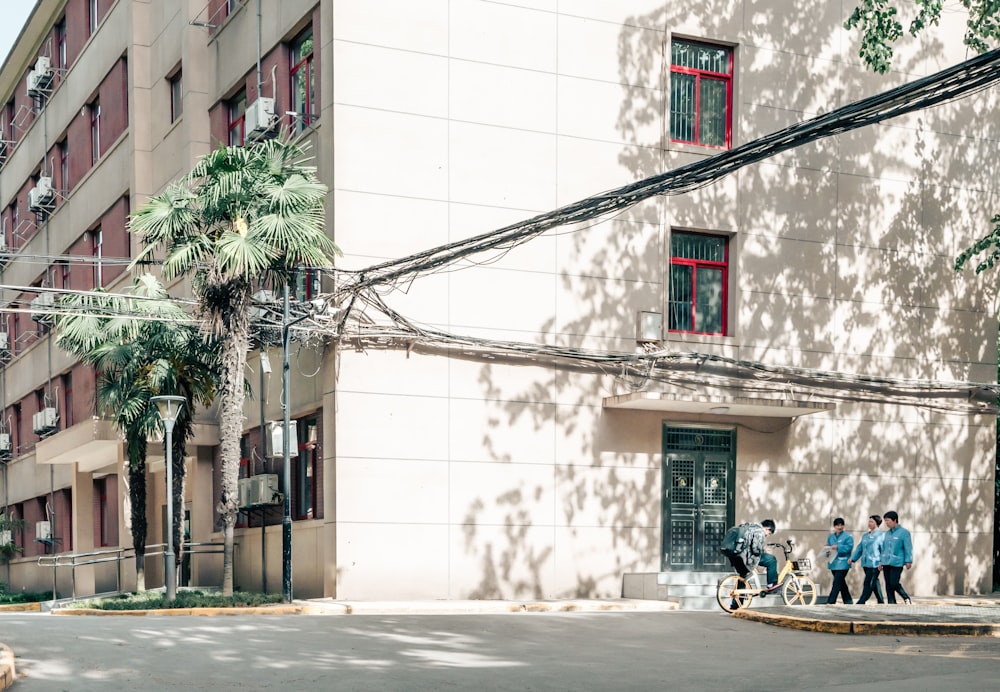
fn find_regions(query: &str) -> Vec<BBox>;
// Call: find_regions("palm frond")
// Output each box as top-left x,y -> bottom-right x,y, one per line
215,229 -> 279,277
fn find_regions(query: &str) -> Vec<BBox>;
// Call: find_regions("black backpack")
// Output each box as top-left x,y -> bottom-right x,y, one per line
720,524 -> 748,556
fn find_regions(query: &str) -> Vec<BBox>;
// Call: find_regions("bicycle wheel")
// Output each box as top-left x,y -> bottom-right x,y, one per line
717,575 -> 753,612
781,576 -> 817,605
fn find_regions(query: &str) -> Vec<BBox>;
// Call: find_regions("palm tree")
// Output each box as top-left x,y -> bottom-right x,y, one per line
129,137 -> 338,596
53,274 -> 219,591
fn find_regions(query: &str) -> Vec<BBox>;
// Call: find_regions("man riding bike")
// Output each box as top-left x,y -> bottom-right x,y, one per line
721,518 -> 779,590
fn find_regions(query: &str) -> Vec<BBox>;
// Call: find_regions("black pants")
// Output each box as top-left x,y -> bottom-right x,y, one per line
882,565 -> 910,603
857,566 -> 884,604
826,569 -> 853,604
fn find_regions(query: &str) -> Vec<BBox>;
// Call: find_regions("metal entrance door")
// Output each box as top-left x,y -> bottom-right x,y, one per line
661,426 -> 735,571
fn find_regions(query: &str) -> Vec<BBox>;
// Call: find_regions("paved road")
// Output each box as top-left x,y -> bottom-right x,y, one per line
3,611 -> 1000,691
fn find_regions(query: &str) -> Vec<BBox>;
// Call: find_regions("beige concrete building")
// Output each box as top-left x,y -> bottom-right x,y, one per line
0,0 -> 996,605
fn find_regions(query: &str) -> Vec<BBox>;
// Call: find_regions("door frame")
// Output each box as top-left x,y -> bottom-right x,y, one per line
661,423 -> 736,571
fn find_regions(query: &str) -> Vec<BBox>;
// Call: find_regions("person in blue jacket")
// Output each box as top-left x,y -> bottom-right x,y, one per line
879,510 -> 913,604
824,517 -> 854,604
848,514 -> 885,604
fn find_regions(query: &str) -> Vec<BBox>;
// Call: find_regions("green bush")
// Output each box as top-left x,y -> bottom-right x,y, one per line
0,585 -> 54,604
66,590 -> 283,610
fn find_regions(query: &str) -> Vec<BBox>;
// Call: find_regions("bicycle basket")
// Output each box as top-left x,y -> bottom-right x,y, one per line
792,558 -> 811,573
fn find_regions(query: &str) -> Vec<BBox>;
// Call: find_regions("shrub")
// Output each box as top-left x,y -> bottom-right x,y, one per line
66,590 -> 283,610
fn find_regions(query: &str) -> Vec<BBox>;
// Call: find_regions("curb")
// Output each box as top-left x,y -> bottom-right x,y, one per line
0,643 -> 14,690
0,603 -> 41,613
732,608 -> 1000,637
51,605 -> 329,616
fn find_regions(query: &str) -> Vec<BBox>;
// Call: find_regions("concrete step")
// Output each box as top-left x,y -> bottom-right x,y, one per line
623,572 -> 738,611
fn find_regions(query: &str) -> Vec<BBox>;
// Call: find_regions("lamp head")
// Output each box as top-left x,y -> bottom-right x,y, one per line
151,395 -> 186,423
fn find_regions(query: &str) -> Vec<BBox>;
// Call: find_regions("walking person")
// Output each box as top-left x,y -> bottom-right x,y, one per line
879,510 -> 913,604
824,517 -> 854,604
849,514 -> 885,604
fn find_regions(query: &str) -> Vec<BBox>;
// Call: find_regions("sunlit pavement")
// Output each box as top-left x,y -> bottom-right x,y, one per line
732,594 -> 1000,636
3,594 -> 1000,690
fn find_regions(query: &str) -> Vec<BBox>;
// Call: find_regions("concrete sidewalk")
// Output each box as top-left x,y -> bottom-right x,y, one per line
731,594 -> 1000,636
4,594 -> 1000,689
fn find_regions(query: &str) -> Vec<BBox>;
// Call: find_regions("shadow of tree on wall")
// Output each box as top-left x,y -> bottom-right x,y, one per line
452,4 -> 996,599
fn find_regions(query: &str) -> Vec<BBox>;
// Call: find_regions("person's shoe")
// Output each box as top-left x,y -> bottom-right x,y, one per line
767,582 -> 780,591
903,598 -> 912,604
729,599 -> 739,611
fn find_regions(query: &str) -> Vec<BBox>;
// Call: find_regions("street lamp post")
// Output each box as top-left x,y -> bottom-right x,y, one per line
281,284 -> 293,604
151,394 -> 185,602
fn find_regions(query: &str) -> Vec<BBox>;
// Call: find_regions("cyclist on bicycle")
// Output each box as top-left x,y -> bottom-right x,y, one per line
721,518 -> 779,590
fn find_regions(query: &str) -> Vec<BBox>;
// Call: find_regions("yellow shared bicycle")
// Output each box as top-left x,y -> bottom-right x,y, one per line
716,539 -> 818,612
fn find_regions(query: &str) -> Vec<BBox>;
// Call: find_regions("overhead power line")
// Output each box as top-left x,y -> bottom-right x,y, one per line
336,46 -> 1000,296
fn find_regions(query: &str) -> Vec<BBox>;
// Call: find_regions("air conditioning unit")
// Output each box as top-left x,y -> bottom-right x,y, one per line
30,292 -> 54,323
265,420 -> 297,458
28,176 -> 55,212
237,477 -> 253,508
248,474 -> 281,506
245,97 -> 277,142
0,530 -> 10,545
26,55 -> 54,98
249,289 -> 275,319
0,433 -> 11,453
35,520 -> 51,540
32,407 -> 58,435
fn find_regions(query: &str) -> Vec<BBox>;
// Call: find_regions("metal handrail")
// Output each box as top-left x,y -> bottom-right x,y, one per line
36,540 -> 230,601
38,546 -> 133,600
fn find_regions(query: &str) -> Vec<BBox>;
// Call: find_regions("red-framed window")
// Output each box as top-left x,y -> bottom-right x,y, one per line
294,268 -> 319,301
669,39 -> 732,148
169,71 -> 183,123
88,0 -> 99,35
61,372 -> 73,429
55,17 -> 67,71
228,90 -> 246,146
94,477 -> 109,547
6,100 -> 15,144
10,202 -> 19,250
89,99 -> 101,164
668,231 -> 728,336
294,417 -> 318,520
236,435 -> 250,528
91,227 -> 104,288
12,404 -> 21,456
59,139 -> 69,192
11,309 -> 19,358
289,28 -> 315,131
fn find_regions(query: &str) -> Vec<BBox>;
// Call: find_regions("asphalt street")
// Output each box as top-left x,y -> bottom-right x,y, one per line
2,611 -> 1000,691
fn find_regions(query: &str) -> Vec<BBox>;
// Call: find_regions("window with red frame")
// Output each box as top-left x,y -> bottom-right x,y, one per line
228,90 -> 246,146
169,71 -> 183,122
289,29 -> 316,131
236,436 -> 250,528
94,477 -> 109,547
669,39 -> 732,148
90,227 -> 104,287
6,101 -> 15,144
59,139 -> 69,192
56,18 -> 67,71
88,0 -> 99,35
61,372 -> 73,429
294,417 -> 318,520
668,231 -> 728,336
89,99 -> 101,164
294,268 -> 320,302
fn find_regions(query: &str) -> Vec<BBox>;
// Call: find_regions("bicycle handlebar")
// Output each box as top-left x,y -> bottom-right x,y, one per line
766,539 -> 796,554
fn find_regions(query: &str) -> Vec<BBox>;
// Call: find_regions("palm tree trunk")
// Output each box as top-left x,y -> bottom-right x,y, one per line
218,292 -> 252,597
126,442 -> 147,592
